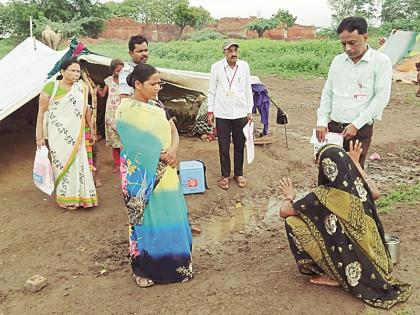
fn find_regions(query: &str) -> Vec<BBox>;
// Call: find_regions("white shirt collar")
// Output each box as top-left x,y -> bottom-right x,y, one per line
223,58 -> 238,68
345,45 -> 372,63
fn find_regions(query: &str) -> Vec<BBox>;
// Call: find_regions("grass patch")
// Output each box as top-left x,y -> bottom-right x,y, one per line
377,182 -> 420,214
0,36 -> 382,78
393,308 -> 413,315
0,38 -> 19,59
88,38 -> 343,78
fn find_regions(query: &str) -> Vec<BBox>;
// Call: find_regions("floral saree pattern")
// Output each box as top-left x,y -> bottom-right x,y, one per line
46,80 -> 97,208
104,76 -> 121,148
285,145 -> 411,309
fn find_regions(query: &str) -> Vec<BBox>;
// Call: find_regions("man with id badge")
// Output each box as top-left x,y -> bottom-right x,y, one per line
207,40 -> 253,190
315,16 -> 392,167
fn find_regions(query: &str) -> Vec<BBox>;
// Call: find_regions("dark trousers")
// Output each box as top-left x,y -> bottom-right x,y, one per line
328,121 -> 373,168
216,117 -> 248,177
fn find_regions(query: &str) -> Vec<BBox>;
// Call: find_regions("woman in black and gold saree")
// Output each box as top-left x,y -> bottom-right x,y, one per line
279,141 -> 411,309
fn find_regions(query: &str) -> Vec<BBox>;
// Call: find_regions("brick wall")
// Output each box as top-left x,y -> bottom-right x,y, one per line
103,18 -> 193,41
103,18 -> 316,41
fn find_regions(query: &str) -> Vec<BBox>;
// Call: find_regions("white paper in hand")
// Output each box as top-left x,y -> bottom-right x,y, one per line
243,121 -> 255,164
310,129 -> 343,156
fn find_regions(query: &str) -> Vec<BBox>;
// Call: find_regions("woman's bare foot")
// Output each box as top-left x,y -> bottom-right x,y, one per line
95,178 -> 103,188
59,204 -> 78,210
309,275 -> 340,287
190,225 -> 201,236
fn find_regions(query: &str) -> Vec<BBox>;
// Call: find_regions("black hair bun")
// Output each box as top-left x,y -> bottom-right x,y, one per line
126,73 -> 134,88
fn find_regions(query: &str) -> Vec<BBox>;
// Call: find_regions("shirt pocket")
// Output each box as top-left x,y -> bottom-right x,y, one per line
234,75 -> 246,92
331,70 -> 358,98
355,71 -> 374,98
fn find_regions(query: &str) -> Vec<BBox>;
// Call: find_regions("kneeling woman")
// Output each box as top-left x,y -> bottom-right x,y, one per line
279,141 -> 411,309
116,64 -> 193,287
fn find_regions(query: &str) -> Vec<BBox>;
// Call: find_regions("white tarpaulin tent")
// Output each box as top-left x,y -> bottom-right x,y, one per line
0,37 -> 67,121
0,37 -> 260,123
80,54 -> 260,96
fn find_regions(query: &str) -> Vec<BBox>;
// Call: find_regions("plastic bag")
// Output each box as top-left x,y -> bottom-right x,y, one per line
242,121 -> 255,164
33,146 -> 54,195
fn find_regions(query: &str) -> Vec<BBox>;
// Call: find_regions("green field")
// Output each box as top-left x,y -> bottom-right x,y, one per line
89,38 -> 343,78
0,37 -> 380,78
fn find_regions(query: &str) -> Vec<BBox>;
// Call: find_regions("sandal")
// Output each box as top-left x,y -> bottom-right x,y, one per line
234,176 -> 247,188
219,177 -> 230,190
132,274 -> 154,288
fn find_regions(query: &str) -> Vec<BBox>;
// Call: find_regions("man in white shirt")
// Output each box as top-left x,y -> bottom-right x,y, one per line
208,40 -> 253,189
119,35 -> 149,98
316,16 -> 392,167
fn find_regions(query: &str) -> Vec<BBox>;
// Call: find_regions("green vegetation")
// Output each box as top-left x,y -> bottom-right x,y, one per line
377,183 -> 420,214
393,307 -> 413,315
247,19 -> 280,38
246,9 -> 297,38
187,30 -> 226,42
271,9 -> 297,29
327,0 -> 419,31
0,0 -> 106,39
83,39 -> 342,78
0,0 -> 211,40
0,38 -> 18,59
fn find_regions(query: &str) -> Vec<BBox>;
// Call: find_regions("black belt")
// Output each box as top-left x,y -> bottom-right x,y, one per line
330,120 -> 350,129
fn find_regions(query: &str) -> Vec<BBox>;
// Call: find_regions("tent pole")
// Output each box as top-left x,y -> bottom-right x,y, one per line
30,16 -> 36,50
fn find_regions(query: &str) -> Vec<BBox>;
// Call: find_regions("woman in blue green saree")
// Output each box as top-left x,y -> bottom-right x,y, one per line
116,64 -> 192,287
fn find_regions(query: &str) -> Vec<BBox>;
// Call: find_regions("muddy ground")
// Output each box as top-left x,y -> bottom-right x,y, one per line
0,77 -> 419,315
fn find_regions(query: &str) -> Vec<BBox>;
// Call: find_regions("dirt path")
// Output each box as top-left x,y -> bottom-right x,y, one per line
0,78 -> 419,314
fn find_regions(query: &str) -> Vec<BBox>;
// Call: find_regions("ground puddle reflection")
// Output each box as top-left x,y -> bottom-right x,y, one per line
193,197 -> 283,249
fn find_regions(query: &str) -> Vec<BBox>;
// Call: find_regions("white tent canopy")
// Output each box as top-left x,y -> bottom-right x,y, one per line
0,37 -> 260,122
80,54 -> 261,96
0,37 -> 67,121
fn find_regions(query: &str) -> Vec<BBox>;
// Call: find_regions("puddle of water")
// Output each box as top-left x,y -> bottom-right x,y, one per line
193,197 -> 288,249
193,193 -> 311,249
193,205 -> 257,249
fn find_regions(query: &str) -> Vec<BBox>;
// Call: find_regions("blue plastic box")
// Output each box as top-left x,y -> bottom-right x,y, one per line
179,160 -> 205,194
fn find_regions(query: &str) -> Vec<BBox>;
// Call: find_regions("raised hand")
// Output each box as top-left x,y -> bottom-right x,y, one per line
348,139 -> 363,165
279,177 -> 296,200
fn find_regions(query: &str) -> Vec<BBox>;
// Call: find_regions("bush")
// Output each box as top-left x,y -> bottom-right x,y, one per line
187,30 -> 226,42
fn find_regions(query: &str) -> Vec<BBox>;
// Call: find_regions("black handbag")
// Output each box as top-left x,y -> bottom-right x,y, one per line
276,107 -> 288,125
268,95 -> 289,147
268,96 -> 288,125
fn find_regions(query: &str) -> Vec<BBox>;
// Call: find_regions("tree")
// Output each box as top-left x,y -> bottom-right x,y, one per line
271,9 -> 297,29
327,0 -> 379,26
6,0 -> 40,37
2,0 -> 107,39
0,4 -> 13,36
381,0 -> 420,23
104,1 -> 139,19
190,6 -> 212,30
246,18 -> 279,38
173,0 -> 211,39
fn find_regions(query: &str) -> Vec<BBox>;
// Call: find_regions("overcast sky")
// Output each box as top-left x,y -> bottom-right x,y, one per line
0,0 -> 333,27
189,0 -> 333,27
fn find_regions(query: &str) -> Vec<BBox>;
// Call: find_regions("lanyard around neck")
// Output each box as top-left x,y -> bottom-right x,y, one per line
224,64 -> 238,91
